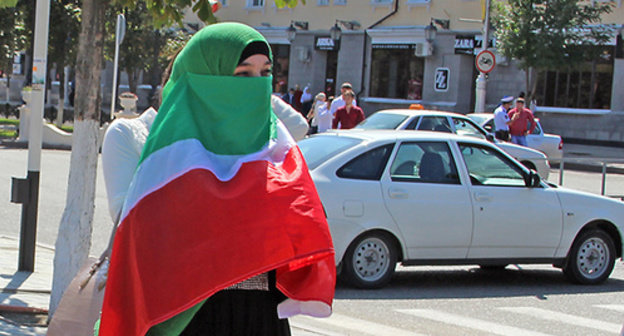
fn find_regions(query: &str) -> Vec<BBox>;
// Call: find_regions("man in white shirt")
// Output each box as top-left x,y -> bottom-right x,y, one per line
329,82 -> 357,116
493,95 -> 513,141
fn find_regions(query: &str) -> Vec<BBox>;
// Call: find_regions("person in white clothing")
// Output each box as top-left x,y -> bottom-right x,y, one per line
329,82 -> 357,116
493,95 -> 513,141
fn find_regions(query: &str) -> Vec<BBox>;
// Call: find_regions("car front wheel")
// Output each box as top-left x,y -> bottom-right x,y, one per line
342,232 -> 397,289
563,229 -> 615,285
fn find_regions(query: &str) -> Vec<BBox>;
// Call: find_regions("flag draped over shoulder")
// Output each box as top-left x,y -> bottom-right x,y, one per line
98,23 -> 335,336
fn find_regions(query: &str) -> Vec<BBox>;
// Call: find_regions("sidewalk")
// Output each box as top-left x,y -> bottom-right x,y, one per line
0,236 -> 50,335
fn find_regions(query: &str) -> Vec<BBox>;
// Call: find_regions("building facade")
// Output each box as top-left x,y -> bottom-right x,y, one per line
184,0 -> 624,143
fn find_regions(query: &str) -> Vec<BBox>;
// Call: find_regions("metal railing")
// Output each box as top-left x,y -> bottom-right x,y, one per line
556,157 -> 624,198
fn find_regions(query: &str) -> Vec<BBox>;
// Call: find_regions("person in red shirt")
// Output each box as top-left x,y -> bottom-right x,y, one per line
507,97 -> 536,147
332,90 -> 364,129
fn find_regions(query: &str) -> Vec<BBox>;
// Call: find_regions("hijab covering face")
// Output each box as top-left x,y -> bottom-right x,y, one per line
148,22 -> 276,158
99,23 -> 335,336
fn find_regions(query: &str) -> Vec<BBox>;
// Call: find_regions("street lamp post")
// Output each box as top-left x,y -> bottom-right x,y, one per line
474,0 -> 491,113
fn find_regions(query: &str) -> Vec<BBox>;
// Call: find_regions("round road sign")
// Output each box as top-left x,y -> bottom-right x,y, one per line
475,50 -> 496,73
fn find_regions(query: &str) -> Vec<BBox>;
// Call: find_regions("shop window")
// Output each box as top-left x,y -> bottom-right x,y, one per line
271,44 -> 290,94
535,46 -> 613,109
334,0 -> 347,5
369,46 -> 425,99
246,0 -> 264,9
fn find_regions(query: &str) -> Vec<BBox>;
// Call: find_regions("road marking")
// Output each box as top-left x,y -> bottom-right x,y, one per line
500,307 -> 622,333
397,309 -> 552,336
292,313 -> 424,336
595,304 -> 624,313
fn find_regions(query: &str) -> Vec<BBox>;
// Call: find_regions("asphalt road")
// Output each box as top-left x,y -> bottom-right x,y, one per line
1,148 -> 623,335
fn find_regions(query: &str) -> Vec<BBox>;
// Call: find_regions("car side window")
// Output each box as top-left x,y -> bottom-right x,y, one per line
459,143 -> 526,187
390,141 -> 460,184
529,120 -> 542,135
452,118 -> 487,140
417,116 -> 452,133
337,144 -> 394,181
405,117 -> 420,130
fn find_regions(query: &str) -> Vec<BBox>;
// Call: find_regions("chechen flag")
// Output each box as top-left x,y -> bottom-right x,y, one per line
98,75 -> 335,335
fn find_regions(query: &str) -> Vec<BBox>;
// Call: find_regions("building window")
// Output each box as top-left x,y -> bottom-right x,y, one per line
271,44 -> 290,94
317,0 -> 330,5
334,0 -> 347,5
371,0 -> 393,4
246,0 -> 264,9
406,0 -> 431,4
535,46 -> 613,109
221,0 -> 228,6
369,46 -> 425,99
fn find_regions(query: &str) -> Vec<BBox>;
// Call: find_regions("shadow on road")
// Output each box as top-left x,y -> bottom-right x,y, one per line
335,265 -> 624,300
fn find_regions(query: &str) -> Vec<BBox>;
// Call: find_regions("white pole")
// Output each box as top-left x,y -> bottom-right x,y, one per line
110,14 -> 125,120
18,0 -> 50,272
474,0 -> 491,113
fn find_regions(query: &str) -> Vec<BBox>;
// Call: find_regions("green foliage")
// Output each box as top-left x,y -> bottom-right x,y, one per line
275,0 -> 306,8
0,3 -> 28,76
0,117 -> 19,125
104,1 -> 193,93
0,0 -> 18,8
115,0 -> 217,27
492,0 -> 614,72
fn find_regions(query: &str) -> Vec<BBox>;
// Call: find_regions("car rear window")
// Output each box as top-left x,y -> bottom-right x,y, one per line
298,136 -> 362,170
355,113 -> 408,130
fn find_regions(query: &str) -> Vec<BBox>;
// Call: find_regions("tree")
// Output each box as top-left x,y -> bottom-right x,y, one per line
0,4 -> 27,101
47,0 -> 80,125
491,0 -> 614,104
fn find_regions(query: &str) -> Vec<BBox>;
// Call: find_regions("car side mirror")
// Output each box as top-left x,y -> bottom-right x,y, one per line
523,169 -> 541,188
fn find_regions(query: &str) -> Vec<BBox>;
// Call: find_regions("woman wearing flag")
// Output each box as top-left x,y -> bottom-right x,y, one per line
98,22 -> 336,335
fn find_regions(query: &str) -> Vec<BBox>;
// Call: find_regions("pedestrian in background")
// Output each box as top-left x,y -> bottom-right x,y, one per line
306,92 -> 326,134
493,95 -> 513,141
332,90 -> 364,129
300,85 -> 313,116
508,97 -> 536,147
330,82 -> 357,116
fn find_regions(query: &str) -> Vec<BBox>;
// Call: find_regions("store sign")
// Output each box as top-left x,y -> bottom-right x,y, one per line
434,68 -> 450,92
454,35 -> 496,55
454,35 -> 475,55
372,43 -> 413,49
315,36 -> 340,51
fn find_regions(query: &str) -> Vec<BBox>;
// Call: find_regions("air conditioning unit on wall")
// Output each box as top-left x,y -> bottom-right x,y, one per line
414,42 -> 433,57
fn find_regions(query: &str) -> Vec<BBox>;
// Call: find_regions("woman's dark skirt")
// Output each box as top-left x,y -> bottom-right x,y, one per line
180,273 -> 291,336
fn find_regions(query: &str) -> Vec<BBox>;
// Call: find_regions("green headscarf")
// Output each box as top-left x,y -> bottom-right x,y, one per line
142,22 -> 276,162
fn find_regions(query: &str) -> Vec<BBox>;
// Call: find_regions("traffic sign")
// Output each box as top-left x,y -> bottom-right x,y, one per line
475,50 -> 495,73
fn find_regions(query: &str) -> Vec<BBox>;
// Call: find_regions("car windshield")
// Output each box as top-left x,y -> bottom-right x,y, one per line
355,112 -> 408,130
466,114 -> 490,125
298,136 -> 362,170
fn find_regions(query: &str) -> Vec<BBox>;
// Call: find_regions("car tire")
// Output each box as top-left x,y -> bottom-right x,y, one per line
342,232 -> 397,289
563,229 -> 615,285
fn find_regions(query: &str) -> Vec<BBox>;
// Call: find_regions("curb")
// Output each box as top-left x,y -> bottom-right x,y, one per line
0,305 -> 48,315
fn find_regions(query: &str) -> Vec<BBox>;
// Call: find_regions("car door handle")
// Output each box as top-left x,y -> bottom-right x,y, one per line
388,188 -> 408,199
474,192 -> 491,202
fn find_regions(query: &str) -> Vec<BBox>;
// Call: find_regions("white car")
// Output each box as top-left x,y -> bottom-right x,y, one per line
355,109 -> 551,179
467,112 -> 563,162
299,130 -> 624,289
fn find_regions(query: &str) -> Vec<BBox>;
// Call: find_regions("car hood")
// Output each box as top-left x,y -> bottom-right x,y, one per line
496,141 -> 548,160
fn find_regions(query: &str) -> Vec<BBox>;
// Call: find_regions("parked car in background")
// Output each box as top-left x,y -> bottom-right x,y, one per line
299,130 -> 624,289
354,109 -> 551,179
467,112 -> 563,162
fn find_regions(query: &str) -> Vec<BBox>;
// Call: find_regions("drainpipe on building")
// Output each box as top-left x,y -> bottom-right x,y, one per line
358,0 -> 399,101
